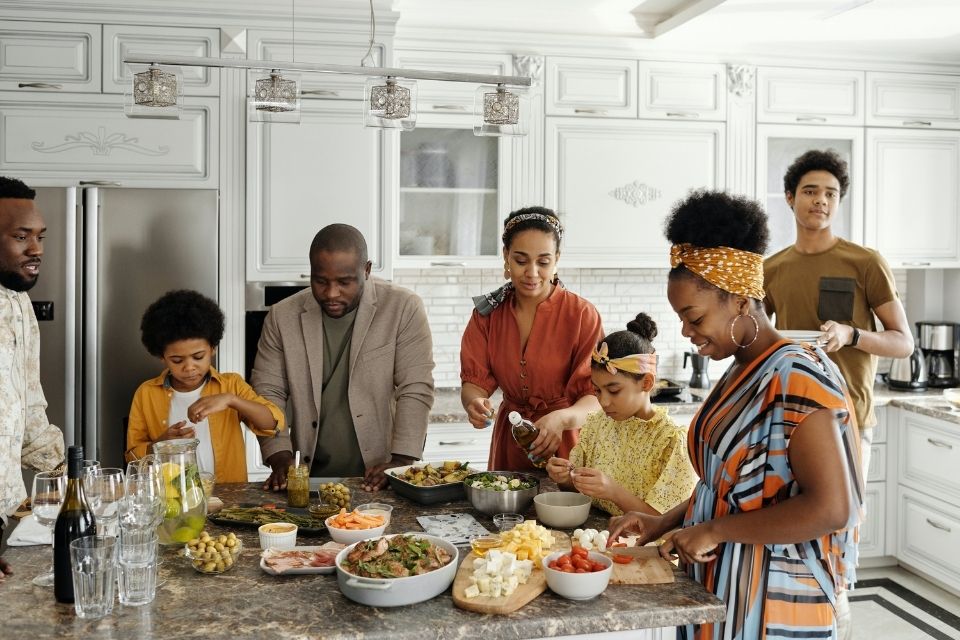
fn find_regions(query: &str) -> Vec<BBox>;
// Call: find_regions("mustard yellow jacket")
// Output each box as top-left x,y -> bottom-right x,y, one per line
125,367 -> 286,483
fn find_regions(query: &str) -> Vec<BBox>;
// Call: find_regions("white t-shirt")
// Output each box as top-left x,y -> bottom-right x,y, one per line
168,383 -> 214,474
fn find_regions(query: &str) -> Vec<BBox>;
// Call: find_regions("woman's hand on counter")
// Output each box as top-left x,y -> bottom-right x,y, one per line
608,510 -> 668,546
362,454 -> 416,492
262,450 -> 295,491
660,523 -> 719,565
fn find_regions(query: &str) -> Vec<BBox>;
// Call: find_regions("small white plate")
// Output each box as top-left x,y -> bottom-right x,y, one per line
260,544 -> 343,575
781,330 -> 826,345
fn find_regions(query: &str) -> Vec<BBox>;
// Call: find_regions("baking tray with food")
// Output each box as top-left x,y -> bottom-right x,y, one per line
208,503 -> 329,535
385,460 -> 472,505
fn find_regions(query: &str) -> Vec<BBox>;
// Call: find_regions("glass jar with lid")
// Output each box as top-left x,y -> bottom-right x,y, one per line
151,438 -> 207,545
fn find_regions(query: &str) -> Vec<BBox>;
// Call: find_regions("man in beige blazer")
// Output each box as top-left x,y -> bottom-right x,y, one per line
252,224 -> 435,491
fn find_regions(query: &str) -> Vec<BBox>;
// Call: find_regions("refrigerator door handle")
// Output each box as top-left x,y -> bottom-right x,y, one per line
82,187 -> 100,458
63,188 -> 78,446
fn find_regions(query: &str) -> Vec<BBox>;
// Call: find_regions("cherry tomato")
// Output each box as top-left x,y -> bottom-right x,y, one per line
590,561 -> 606,572
571,546 -> 589,559
612,554 -> 632,564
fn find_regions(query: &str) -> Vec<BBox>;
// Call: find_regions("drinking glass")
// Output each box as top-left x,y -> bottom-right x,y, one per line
30,470 -> 66,587
119,476 -> 164,531
82,465 -> 103,514
118,529 -> 158,606
92,468 -> 125,538
69,535 -> 118,619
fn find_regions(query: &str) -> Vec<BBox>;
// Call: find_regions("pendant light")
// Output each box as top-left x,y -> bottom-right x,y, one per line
363,76 -> 417,130
125,63 -> 182,119
248,0 -> 301,124
474,83 -> 528,137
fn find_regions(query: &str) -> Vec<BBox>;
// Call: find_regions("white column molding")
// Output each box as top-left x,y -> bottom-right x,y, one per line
512,54 -> 545,209
725,64 -> 756,197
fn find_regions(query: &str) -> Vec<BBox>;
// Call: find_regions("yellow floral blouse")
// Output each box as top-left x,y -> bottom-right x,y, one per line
569,407 -> 698,516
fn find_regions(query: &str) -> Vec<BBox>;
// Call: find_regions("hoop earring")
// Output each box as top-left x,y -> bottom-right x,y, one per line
503,261 -> 511,280
729,313 -> 759,349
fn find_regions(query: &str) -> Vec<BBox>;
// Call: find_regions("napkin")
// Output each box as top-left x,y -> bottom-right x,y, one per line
7,514 -> 52,546
416,513 -> 489,545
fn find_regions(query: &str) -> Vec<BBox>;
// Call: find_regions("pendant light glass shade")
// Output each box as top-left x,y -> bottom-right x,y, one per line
248,70 -> 301,124
124,63 -> 183,119
473,84 -> 528,137
364,76 -> 417,131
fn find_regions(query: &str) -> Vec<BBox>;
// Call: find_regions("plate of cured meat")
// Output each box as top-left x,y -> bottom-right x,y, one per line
260,542 -> 346,575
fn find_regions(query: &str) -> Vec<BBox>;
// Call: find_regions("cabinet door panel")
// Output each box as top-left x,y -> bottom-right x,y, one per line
897,410 -> 960,504
546,57 -> 637,118
0,20 -> 101,92
866,129 -> 960,266
638,62 -> 725,121
859,483 -> 885,558
545,118 -> 724,267
757,67 -> 864,125
102,24 -> 220,96
867,72 -> 960,129
0,94 -> 217,187
897,487 -> 960,592
247,100 -> 387,280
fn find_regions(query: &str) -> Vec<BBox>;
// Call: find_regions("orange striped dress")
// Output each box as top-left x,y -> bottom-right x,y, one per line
680,340 -> 864,640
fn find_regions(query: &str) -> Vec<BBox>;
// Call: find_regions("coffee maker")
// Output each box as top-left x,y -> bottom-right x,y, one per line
683,351 -> 710,389
916,321 -> 960,388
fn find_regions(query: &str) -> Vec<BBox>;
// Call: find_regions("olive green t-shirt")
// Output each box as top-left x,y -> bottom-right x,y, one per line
311,308 -> 365,477
764,237 -> 899,428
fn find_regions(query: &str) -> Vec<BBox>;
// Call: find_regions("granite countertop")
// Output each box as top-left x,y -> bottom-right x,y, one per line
3,479 -> 724,640
874,384 -> 960,425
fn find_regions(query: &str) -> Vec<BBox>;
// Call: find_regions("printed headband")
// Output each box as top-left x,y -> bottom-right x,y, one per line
591,342 -> 657,377
669,243 -> 765,300
502,213 -> 564,242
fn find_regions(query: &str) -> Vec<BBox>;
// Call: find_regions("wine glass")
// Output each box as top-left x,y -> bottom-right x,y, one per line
31,470 -> 66,587
92,468 -> 125,537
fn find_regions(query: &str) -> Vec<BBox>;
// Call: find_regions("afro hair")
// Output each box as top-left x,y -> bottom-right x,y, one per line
140,289 -> 224,358
783,149 -> 850,199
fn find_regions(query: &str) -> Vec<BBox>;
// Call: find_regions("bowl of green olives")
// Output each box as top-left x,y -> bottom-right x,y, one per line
184,530 -> 243,574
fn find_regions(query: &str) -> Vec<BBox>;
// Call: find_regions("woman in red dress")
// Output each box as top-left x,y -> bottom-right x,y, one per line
460,207 -> 603,471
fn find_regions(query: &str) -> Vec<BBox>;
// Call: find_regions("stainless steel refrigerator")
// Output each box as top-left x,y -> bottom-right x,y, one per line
29,186 -> 219,469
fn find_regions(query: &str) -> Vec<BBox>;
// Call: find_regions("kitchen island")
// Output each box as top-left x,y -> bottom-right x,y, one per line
2,479 -> 724,640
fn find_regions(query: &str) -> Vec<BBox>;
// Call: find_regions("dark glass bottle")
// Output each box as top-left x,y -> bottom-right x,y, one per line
54,445 -> 97,603
508,411 -> 547,468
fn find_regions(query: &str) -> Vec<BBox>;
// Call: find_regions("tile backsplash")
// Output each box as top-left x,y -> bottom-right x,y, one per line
392,267 -> 910,389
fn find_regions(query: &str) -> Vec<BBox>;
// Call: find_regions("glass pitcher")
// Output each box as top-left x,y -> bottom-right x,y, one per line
151,438 -> 206,545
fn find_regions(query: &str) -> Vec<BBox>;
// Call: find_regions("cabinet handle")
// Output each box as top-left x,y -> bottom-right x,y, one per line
429,261 -> 467,267
301,89 -> 340,97
666,111 -> 700,118
926,518 -> 952,533
903,120 -> 932,126
574,108 -> 608,115
78,181 -> 121,187
438,440 -> 479,446
299,274 -> 312,279
433,104 -> 467,111
927,437 -> 954,449
902,261 -> 932,266
795,116 -> 827,123
18,82 -> 62,89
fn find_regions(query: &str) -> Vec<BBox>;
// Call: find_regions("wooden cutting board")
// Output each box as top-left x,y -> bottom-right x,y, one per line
451,531 -> 570,615
608,546 -> 675,585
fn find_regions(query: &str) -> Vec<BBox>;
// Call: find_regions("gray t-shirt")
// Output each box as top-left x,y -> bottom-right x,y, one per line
311,309 -> 365,476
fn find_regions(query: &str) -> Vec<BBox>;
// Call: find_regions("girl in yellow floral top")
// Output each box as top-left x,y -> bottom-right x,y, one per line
546,313 -> 698,516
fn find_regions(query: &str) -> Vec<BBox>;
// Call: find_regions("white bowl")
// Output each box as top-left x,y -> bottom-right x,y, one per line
534,491 -> 592,529
542,551 -> 613,600
325,515 -> 388,545
258,522 -> 298,550
355,502 -> 394,526
943,388 -> 960,409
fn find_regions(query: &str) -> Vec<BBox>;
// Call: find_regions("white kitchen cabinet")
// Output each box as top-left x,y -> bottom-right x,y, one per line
867,72 -> 960,130
756,124 -> 863,256
0,93 -> 218,187
248,29 -> 384,101
394,49 -> 512,113
102,24 -> 220,96
545,118 -> 724,267
421,422 -> 492,471
897,409 -> 960,506
757,67 -> 864,126
865,128 -> 960,267
859,482 -> 886,559
637,61 -> 726,121
897,486 -> 960,593
246,98 -> 389,281
395,113 -> 512,266
546,56 -> 637,118
0,20 -> 101,93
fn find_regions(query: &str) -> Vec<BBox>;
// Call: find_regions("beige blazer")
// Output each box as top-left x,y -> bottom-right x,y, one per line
251,278 -> 435,469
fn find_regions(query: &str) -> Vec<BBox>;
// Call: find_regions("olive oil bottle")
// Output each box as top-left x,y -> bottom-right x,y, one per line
508,411 -> 547,468
53,445 -> 97,603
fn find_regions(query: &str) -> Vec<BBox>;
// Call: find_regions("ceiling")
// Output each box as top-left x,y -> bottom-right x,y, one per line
394,0 -> 960,66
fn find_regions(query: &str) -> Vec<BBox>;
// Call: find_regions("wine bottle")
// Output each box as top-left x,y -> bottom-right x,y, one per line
54,445 -> 97,603
508,411 -> 547,468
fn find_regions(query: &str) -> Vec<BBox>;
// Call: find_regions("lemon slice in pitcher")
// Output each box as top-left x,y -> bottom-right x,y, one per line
183,486 -> 205,511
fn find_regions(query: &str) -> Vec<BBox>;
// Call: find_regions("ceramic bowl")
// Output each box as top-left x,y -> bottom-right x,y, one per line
534,491 -> 592,529
258,522 -> 298,550
325,515 -> 388,545
355,502 -> 394,525
542,550 -> 612,600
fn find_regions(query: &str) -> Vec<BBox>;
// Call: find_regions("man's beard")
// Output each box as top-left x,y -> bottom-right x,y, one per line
0,269 -> 38,292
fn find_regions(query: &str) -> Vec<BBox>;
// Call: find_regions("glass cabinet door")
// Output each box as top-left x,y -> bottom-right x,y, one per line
398,127 -> 501,258
756,124 -> 864,256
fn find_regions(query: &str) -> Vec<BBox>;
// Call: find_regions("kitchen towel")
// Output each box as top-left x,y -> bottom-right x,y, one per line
416,513 -> 489,545
6,514 -> 52,546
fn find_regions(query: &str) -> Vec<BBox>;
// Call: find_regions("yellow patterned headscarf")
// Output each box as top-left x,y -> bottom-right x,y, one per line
669,243 -> 765,300
591,342 -> 657,377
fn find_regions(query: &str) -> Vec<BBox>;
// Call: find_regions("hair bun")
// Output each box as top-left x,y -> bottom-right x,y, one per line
626,312 -> 657,342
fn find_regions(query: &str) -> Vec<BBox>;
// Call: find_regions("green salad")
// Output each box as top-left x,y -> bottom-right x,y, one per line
466,473 -> 535,491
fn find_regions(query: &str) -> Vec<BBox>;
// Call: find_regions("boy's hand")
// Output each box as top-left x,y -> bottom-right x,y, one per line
187,394 -> 234,423
162,420 -> 196,440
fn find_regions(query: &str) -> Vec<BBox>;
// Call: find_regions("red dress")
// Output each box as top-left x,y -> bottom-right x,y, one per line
460,286 -> 602,471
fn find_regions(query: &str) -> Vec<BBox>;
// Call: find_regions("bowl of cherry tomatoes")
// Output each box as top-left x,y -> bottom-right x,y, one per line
542,546 -> 612,600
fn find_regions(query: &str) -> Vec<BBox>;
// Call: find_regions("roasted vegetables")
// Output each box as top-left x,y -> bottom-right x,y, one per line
392,461 -> 471,486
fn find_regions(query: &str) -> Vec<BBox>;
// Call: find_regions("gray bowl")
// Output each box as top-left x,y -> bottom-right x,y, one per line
463,471 -> 540,516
